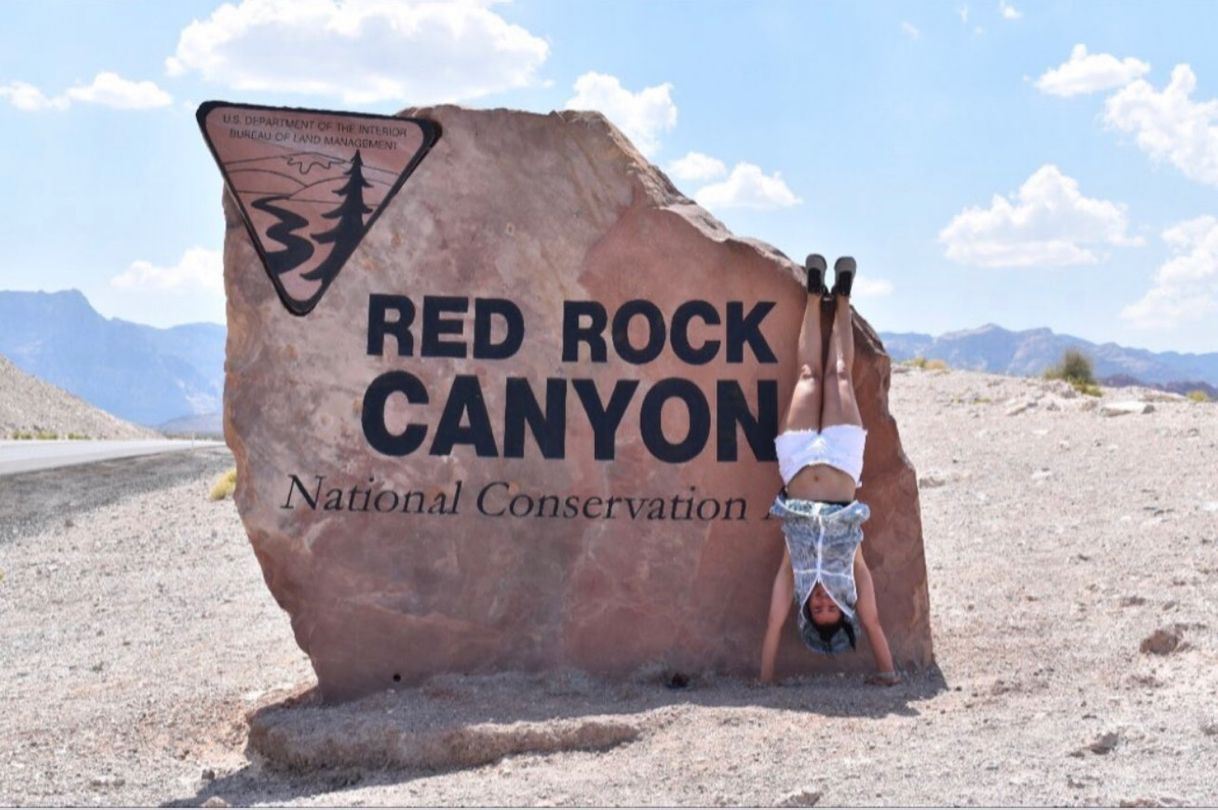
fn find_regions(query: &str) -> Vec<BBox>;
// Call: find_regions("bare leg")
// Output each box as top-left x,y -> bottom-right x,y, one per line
779,288 -> 825,433
785,292 -> 859,503
820,294 -> 862,430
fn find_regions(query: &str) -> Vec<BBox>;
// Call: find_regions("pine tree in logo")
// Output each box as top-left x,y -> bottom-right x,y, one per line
301,150 -> 373,282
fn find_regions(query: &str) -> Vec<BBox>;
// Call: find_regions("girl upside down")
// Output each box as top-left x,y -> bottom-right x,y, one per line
759,254 -> 899,687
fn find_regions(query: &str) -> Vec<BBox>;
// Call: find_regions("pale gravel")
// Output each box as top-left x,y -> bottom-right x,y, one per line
0,367 -> 1215,807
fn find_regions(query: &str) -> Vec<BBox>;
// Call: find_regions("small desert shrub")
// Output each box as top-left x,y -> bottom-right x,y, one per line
907,356 -> 929,369
209,468 -> 238,501
1076,381 -> 1103,397
11,431 -> 33,440
66,432 -> 89,440
1045,348 -> 1094,384
1045,348 -> 1100,395
35,431 -> 58,440
925,359 -> 949,371
1187,390 -> 1211,403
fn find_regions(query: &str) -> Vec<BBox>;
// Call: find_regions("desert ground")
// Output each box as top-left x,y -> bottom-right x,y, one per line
1,365 -> 1215,807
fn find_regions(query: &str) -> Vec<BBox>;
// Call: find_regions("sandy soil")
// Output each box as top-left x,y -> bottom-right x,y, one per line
1,367 -> 1215,807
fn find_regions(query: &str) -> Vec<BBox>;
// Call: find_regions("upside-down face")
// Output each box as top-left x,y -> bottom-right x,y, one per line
806,582 -> 843,627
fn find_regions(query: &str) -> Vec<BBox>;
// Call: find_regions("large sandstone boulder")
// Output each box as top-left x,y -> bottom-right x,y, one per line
219,104 -> 933,700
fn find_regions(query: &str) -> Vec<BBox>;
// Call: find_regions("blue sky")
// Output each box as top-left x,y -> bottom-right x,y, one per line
1,1 -> 1216,353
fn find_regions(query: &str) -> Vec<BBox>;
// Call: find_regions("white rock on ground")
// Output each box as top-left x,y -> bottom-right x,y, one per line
1101,401 -> 1155,417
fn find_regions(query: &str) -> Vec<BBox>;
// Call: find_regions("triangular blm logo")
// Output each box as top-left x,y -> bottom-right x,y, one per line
197,101 -> 440,316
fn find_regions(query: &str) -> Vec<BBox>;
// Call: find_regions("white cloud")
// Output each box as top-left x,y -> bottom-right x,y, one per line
998,1 -> 1021,20
1104,64 -> 1218,187
693,163 -> 802,211
0,81 -> 69,111
900,21 -> 921,40
957,5 -> 969,23
854,278 -> 895,298
939,164 -> 1142,267
1036,44 -> 1150,97
111,248 -> 223,293
666,151 -> 726,183
99,247 -> 226,326
1122,216 -> 1218,328
566,72 -> 677,157
167,0 -> 549,104
66,72 -> 172,109
666,151 -> 802,214
1,72 -> 171,111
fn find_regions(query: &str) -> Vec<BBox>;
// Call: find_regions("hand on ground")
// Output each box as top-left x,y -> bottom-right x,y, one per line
864,671 -> 901,687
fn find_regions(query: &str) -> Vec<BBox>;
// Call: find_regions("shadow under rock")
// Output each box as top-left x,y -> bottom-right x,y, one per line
164,664 -> 946,807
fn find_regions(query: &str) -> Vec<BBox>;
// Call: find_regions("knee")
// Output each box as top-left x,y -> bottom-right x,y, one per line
798,364 -> 823,386
826,362 -> 853,387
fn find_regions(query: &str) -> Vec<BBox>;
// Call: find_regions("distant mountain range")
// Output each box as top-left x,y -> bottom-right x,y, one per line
879,324 -> 1218,393
1,290 -> 1213,428
0,290 -> 224,428
158,411 -> 224,437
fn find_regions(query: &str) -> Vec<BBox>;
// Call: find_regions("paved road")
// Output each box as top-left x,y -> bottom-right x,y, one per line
0,439 -> 226,476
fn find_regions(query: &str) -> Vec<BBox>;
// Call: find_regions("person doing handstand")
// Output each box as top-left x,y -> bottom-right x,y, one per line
758,254 -> 899,686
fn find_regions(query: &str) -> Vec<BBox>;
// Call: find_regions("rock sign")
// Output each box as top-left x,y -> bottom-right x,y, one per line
205,102 -> 934,700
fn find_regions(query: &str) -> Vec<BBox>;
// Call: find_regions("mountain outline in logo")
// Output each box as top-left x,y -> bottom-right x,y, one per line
197,101 -> 441,316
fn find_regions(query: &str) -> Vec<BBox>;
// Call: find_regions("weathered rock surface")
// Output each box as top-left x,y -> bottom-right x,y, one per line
245,676 -> 661,771
222,105 -> 933,700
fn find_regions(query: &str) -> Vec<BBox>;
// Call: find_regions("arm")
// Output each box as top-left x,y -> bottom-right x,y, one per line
853,547 -> 896,678
759,547 -> 794,683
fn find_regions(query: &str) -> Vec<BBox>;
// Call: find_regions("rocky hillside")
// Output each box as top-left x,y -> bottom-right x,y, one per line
0,290 -> 224,427
0,354 -> 158,440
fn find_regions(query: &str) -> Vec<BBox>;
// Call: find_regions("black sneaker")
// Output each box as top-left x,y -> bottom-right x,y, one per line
805,254 -> 827,296
832,256 -> 856,298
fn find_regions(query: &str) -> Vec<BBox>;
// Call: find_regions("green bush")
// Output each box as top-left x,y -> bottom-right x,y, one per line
1045,348 -> 1095,384
1045,348 -> 1101,395
1075,381 -> 1103,397
1187,389 -> 1211,403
